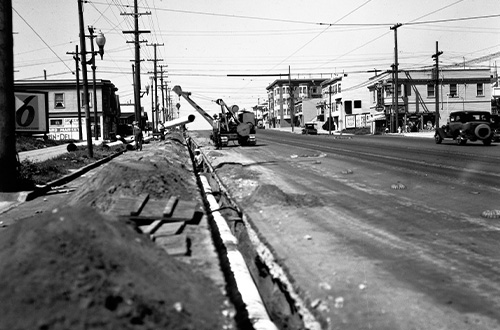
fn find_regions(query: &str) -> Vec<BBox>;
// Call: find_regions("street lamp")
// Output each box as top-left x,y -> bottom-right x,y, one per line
87,26 -> 106,141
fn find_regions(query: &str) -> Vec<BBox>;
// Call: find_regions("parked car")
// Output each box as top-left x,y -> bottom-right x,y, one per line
434,111 -> 493,145
301,123 -> 318,135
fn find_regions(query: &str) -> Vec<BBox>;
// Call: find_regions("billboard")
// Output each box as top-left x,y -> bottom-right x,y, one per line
15,91 -> 49,134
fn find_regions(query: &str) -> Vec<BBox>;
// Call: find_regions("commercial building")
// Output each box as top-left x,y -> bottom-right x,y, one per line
15,79 -> 120,140
367,68 -> 493,133
318,73 -> 373,133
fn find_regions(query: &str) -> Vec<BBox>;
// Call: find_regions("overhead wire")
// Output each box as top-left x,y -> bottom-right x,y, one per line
13,6 -> 75,74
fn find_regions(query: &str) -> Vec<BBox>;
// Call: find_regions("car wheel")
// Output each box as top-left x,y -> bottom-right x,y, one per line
434,134 -> 443,144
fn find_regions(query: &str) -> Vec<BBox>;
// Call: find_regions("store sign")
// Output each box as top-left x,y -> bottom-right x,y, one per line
15,91 -> 49,133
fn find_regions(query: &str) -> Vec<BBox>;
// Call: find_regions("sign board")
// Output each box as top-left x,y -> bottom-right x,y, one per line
15,91 -> 49,133
48,118 -> 86,141
345,115 -> 356,128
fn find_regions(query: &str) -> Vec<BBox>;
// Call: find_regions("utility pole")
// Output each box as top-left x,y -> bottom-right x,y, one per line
0,0 -> 18,191
66,45 -> 83,140
78,0 -> 94,157
122,0 -> 150,128
390,23 -> 402,133
147,43 -> 163,131
159,64 -> 168,122
288,66 -> 295,132
432,41 -> 443,128
329,85 -> 332,135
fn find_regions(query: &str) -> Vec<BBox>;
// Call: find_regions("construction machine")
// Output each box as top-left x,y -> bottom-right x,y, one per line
172,85 -> 256,147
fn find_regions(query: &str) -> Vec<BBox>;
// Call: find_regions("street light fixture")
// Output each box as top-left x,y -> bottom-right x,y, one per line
87,26 -> 106,141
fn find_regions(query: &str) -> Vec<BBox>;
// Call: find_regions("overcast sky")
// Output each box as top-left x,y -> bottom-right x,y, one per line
12,0 -> 500,129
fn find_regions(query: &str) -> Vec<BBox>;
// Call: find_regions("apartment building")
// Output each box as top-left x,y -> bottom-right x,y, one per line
266,78 -> 325,127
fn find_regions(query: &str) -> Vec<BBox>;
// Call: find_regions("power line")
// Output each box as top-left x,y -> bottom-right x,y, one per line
13,6 -> 74,74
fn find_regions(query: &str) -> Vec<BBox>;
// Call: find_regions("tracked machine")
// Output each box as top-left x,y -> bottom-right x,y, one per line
173,85 -> 256,147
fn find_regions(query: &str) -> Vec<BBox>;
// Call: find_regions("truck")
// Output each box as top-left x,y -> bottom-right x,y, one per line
172,85 -> 256,147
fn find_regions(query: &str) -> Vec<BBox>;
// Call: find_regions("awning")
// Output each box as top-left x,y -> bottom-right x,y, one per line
366,114 -> 386,123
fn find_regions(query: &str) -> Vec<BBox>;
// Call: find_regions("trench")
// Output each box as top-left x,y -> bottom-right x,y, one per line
187,137 -> 323,330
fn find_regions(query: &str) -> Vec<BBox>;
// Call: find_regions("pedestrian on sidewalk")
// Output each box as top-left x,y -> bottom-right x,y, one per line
133,121 -> 143,151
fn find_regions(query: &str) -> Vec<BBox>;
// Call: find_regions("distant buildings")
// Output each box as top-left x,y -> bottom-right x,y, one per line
15,79 -> 120,140
263,67 -> 497,134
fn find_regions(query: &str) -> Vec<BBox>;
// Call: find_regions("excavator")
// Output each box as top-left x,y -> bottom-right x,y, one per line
172,85 -> 256,147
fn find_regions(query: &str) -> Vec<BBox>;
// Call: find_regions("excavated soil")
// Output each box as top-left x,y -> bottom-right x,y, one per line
0,132 -> 231,330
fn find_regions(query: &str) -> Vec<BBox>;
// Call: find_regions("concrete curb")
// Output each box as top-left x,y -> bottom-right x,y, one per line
199,175 -> 279,330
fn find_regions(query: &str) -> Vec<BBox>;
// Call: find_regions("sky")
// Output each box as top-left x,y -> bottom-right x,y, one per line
12,0 -> 500,130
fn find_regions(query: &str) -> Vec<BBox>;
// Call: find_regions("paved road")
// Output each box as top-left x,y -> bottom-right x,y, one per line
212,129 -> 500,330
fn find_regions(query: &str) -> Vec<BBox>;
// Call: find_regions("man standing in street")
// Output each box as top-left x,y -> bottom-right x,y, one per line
212,114 -> 221,149
133,121 -> 143,151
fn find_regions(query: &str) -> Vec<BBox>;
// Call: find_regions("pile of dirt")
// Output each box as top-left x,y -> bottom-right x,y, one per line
68,136 -> 199,213
0,206 -> 227,330
0,133 -> 230,330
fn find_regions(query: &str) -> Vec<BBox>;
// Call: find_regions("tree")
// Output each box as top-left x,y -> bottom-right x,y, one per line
0,0 -> 19,191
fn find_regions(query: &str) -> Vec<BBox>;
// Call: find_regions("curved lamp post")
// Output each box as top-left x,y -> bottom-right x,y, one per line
88,26 -> 105,140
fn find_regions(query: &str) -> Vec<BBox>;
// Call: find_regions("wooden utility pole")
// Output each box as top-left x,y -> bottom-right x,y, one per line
159,64 -> 168,121
0,0 -> 18,191
391,23 -> 402,133
78,0 -> 93,157
432,41 -> 443,128
67,45 -> 83,140
288,66 -> 295,132
122,0 -> 150,127
147,43 -> 163,130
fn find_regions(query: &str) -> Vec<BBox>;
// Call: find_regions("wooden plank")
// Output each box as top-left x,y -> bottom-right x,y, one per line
109,194 -> 149,216
170,200 -> 198,222
131,193 -> 149,216
142,219 -> 163,235
163,196 -> 179,217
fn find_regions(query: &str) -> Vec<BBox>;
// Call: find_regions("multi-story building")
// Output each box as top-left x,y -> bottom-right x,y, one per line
15,79 -> 120,140
318,73 -> 373,132
266,78 -> 325,127
367,68 -> 493,133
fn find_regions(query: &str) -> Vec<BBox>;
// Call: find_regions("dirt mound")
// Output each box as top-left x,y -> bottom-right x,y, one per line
0,206 -> 226,330
68,136 -> 199,213
244,184 -> 324,208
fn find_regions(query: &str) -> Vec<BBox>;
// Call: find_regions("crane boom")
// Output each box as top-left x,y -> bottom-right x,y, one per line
172,85 -> 214,126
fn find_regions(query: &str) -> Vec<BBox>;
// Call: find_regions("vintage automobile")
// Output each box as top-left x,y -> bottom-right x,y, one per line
434,111 -> 494,146
301,123 -> 318,135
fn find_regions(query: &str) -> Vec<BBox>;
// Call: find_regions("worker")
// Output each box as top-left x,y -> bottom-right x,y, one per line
212,114 -> 221,149
194,148 -> 203,172
132,121 -> 143,151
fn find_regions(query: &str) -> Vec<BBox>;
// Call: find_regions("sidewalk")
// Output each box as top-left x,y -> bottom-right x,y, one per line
267,126 -> 435,138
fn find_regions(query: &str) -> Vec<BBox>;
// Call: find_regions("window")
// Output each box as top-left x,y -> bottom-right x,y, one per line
54,93 -> 65,108
344,100 -> 352,114
427,84 -> 435,98
354,100 -> 362,108
449,84 -> 457,97
338,84 -> 341,93
477,83 -> 484,96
